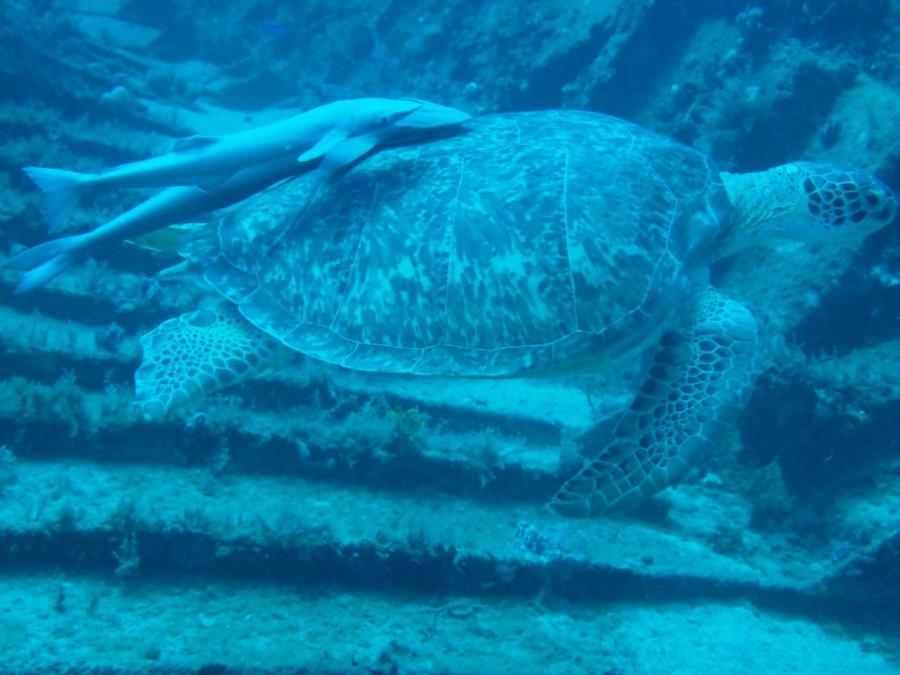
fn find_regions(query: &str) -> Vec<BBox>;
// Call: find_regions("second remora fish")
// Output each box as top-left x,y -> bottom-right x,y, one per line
23,97 -> 422,231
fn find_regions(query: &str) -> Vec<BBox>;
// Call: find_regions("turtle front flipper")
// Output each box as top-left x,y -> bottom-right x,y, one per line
135,305 -> 282,419
549,288 -> 758,517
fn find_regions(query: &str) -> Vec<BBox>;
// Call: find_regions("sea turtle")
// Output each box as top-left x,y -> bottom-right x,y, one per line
133,110 -> 896,517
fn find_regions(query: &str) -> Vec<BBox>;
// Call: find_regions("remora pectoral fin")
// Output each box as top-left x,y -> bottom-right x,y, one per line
298,129 -> 347,163
319,133 -> 379,172
173,135 -> 221,152
128,223 -> 206,253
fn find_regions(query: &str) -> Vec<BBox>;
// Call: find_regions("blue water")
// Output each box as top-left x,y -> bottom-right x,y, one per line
0,1 -> 898,673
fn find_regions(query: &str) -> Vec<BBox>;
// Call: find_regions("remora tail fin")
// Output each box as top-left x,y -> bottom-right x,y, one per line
22,167 -> 88,232
4,234 -> 86,292
14,254 -> 76,293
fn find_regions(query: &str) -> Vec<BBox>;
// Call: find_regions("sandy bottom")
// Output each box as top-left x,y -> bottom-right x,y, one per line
0,572 -> 895,674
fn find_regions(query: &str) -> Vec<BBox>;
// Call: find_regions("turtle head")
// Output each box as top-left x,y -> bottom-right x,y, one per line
788,162 -> 896,243
719,162 -> 896,256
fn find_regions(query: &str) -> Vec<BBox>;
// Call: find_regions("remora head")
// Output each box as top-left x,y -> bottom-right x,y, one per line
344,97 -> 423,133
385,98 -> 472,142
312,98 -> 471,173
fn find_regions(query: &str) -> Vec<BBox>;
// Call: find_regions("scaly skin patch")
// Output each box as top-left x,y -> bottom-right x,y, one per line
135,305 -> 280,419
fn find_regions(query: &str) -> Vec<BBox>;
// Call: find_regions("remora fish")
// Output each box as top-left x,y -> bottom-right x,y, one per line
23,97 -> 423,231
5,100 -> 471,293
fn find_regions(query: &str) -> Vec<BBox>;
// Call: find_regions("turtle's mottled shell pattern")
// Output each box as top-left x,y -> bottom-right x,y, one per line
190,111 -> 731,376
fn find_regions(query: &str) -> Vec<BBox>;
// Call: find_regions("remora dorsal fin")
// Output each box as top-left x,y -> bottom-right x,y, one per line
173,135 -> 221,152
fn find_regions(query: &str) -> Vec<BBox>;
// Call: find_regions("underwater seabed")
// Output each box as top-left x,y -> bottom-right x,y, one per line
0,575 -> 895,674
0,450 -> 899,674
0,263 -> 899,673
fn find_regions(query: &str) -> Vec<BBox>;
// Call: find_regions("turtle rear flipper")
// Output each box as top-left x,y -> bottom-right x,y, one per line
135,306 -> 281,419
548,288 -> 758,517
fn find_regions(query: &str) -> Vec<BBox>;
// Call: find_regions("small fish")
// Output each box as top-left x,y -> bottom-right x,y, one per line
260,22 -> 289,39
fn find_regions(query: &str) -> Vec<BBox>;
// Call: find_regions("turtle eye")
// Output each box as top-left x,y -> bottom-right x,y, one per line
875,200 -> 897,224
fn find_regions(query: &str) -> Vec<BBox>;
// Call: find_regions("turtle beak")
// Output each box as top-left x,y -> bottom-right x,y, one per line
865,176 -> 896,226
